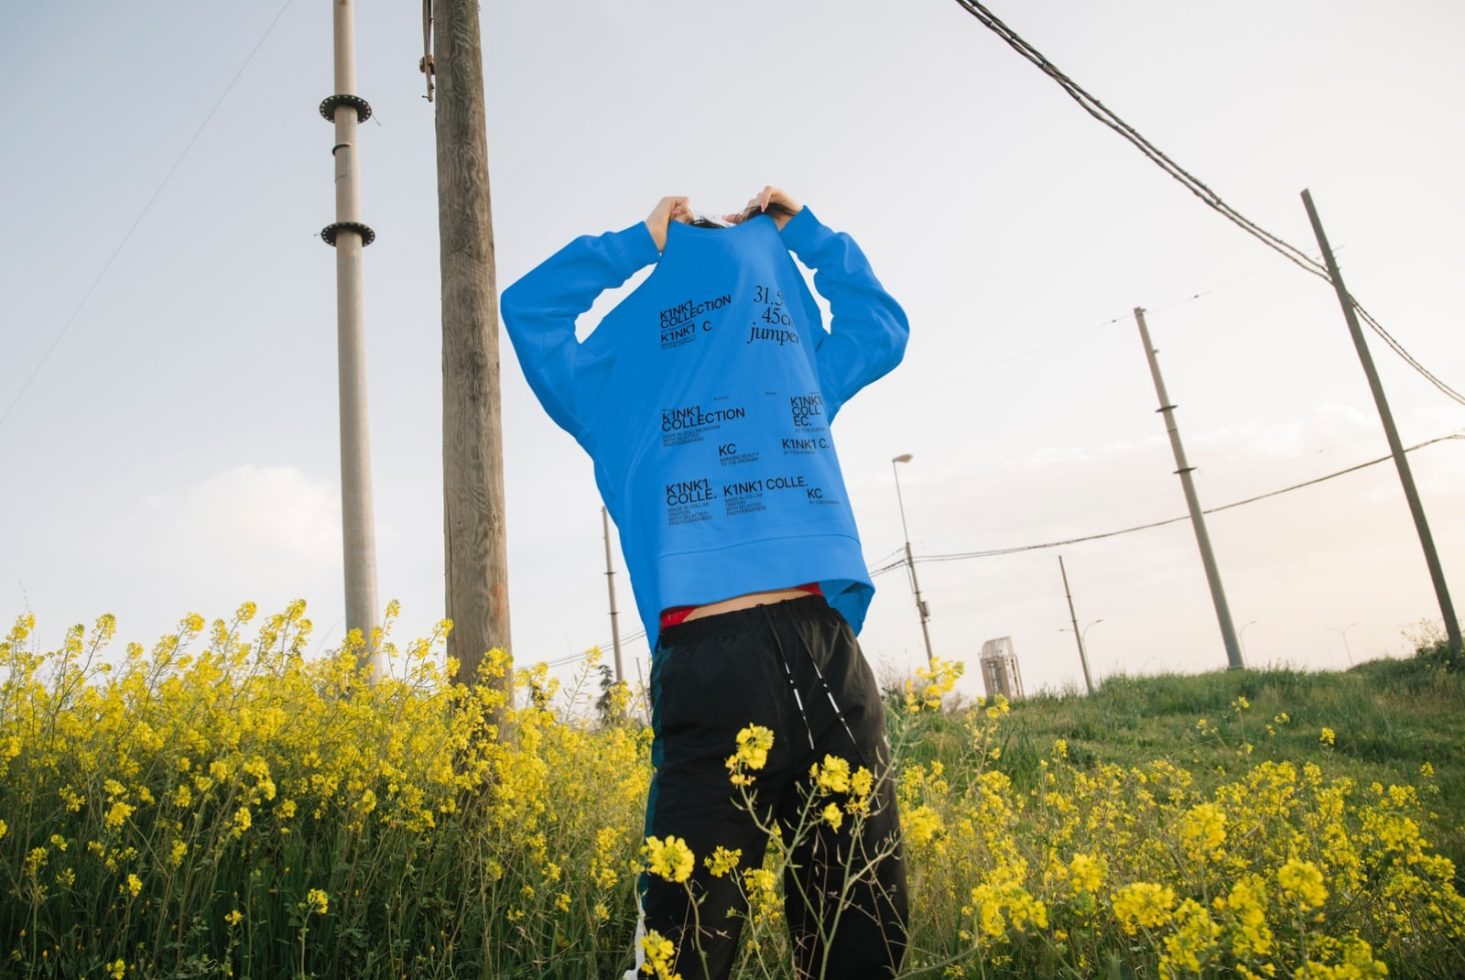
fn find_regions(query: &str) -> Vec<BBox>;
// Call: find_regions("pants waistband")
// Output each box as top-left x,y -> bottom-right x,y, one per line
657,593 -> 833,650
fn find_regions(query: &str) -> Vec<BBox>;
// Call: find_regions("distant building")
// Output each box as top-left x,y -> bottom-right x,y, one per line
979,637 -> 1024,701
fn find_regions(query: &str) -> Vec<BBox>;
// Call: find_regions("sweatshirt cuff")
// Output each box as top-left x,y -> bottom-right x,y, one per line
610,220 -> 661,274
779,204 -> 833,259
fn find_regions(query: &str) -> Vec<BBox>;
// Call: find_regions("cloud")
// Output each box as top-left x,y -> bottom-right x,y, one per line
137,464 -> 341,567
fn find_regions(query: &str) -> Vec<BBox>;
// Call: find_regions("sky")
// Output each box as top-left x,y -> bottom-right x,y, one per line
2,0 -> 1462,704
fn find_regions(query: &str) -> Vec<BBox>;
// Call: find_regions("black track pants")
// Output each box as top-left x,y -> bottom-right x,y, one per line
630,594 -> 908,980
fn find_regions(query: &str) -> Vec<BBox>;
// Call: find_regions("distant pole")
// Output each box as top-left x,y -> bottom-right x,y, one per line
320,0 -> 383,679
434,0 -> 513,695
1301,189 -> 1461,658
1058,555 -> 1095,695
1327,622 -> 1358,666
1133,307 -> 1245,670
892,454 -> 935,666
602,507 -> 624,684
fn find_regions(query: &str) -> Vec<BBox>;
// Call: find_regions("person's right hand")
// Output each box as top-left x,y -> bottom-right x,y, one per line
645,196 -> 692,253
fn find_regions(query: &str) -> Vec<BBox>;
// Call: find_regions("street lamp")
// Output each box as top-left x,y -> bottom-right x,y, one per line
891,454 -> 934,666
1240,619 -> 1258,662
1057,616 -> 1103,695
1327,623 -> 1358,666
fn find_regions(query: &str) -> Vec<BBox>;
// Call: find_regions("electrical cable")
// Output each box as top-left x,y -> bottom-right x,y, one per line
869,431 -> 1462,575
556,432 -> 1458,662
948,0 -> 1465,408
869,250 -> 1306,415
0,0 -> 298,430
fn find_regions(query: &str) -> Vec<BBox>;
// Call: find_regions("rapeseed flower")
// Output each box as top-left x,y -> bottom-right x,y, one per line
1112,882 -> 1177,935
813,754 -> 851,794
4,603 -> 1463,977
726,724 -> 774,784
1179,801 -> 1228,862
306,888 -> 329,915
1069,852 -> 1105,895
639,929 -> 680,980
704,846 -> 741,878
1278,858 -> 1327,910
822,802 -> 844,831
644,835 -> 695,883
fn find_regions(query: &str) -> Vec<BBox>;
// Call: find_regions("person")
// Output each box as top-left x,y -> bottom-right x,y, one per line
500,186 -> 910,979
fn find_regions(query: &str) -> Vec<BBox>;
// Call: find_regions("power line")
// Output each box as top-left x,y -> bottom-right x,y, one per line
869,249 -> 1308,414
869,431 -> 1462,575
0,0 -> 298,430
949,0 -> 1465,408
543,432 -> 1462,669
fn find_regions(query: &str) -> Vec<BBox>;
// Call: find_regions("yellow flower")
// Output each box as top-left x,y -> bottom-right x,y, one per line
1068,853 -> 1105,895
644,835 -> 695,883
812,754 -> 851,795
1213,874 -> 1272,958
1112,882 -> 1177,935
1160,898 -> 1220,974
904,805 -> 944,847
639,929 -> 681,980
170,840 -> 188,867
704,846 -> 742,878
306,888 -> 329,915
822,802 -> 844,831
108,959 -> 126,979
1178,802 -> 1227,862
104,801 -> 135,829
728,724 -> 774,772
1277,858 -> 1327,910
126,873 -> 142,897
1319,727 -> 1336,746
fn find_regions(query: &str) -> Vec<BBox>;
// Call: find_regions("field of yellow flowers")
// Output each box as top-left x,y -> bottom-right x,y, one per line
2,602 -> 1462,978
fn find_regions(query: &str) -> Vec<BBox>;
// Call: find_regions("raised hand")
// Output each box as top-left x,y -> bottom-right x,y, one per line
723,185 -> 803,231
644,196 -> 693,253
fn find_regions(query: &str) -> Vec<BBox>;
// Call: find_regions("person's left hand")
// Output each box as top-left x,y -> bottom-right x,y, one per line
722,186 -> 802,231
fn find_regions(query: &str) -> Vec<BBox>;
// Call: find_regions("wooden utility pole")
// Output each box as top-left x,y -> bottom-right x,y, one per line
1134,307 -> 1245,670
1301,190 -> 1461,657
1058,556 -> 1095,695
602,507 -> 625,684
433,0 -> 513,691
320,0 -> 384,680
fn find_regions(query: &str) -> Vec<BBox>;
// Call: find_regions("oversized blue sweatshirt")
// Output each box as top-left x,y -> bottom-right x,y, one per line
499,205 -> 909,650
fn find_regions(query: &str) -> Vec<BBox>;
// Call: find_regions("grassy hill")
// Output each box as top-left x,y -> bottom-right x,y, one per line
912,637 -> 1465,885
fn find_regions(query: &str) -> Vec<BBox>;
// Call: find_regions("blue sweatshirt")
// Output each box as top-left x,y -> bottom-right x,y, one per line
500,205 -> 909,650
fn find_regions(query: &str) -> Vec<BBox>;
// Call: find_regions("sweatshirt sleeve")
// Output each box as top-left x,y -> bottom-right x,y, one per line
779,205 -> 910,418
499,220 -> 661,439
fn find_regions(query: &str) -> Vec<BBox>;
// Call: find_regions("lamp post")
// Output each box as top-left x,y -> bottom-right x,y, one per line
1327,623 -> 1358,666
1240,619 -> 1258,662
1057,616 -> 1103,695
892,454 -> 934,666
